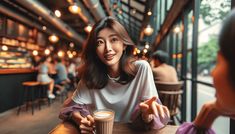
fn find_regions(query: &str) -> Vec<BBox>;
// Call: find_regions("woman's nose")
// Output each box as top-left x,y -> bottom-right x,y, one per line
105,41 -> 112,52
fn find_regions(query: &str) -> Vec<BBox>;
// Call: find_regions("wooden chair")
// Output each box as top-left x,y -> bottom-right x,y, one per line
155,81 -> 184,125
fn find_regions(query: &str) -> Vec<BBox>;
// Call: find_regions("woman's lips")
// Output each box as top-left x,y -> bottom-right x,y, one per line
104,54 -> 115,61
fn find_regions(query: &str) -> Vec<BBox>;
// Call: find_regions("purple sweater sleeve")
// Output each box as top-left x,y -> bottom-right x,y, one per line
59,104 -> 91,121
176,122 -> 216,134
130,99 -> 170,130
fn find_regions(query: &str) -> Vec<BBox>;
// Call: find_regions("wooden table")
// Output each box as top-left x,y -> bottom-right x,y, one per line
113,123 -> 178,134
49,122 -> 178,134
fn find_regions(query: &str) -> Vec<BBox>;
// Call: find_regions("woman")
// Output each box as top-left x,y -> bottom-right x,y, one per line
56,17 -> 170,134
37,56 -> 55,99
177,9 -> 235,134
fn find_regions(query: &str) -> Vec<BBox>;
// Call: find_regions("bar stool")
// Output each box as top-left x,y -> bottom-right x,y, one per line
17,81 -> 40,115
38,82 -> 51,109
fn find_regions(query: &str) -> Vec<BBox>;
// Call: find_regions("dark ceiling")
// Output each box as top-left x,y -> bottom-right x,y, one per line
0,0 -> 155,47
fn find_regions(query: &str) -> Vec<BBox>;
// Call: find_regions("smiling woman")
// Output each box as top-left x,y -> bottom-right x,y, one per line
51,17 -> 171,134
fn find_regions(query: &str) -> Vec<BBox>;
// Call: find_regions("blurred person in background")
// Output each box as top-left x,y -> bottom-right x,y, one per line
37,56 -> 55,99
150,50 -> 178,82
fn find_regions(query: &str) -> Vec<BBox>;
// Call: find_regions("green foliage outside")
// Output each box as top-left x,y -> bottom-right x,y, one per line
200,0 -> 231,25
197,35 -> 218,72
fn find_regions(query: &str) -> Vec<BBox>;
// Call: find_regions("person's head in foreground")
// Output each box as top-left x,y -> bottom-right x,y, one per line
177,9 -> 235,134
212,9 -> 235,113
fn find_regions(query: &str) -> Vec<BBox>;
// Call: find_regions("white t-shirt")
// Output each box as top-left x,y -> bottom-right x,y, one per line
72,60 -> 158,122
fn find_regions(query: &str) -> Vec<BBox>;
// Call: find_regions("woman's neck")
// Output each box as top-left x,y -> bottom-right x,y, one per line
108,64 -> 120,78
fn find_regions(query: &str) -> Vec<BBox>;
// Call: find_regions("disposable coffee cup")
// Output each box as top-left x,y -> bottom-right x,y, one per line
93,109 -> 115,134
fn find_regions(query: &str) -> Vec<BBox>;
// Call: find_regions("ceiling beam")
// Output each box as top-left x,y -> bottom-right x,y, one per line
121,1 -> 144,14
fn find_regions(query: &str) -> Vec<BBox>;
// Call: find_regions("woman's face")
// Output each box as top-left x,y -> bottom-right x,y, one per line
96,28 -> 126,71
211,52 -> 235,112
46,57 -> 51,62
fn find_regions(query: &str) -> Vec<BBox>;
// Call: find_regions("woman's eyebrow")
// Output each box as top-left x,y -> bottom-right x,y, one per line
96,37 -> 104,40
109,34 -> 118,37
97,34 -> 118,39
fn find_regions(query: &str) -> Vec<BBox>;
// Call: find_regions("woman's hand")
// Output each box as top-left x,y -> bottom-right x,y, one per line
72,112 -> 95,134
139,96 -> 170,123
193,100 -> 220,129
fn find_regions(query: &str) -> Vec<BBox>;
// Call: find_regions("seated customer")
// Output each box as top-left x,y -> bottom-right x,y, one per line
151,50 -> 178,82
55,58 -> 70,85
37,56 -> 55,99
177,9 -> 235,134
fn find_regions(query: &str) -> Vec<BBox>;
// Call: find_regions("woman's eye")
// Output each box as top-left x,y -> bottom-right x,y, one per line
97,40 -> 104,46
111,38 -> 118,43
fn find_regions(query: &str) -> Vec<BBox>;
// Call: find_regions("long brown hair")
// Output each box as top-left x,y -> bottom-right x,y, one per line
219,9 -> 235,88
79,17 -> 137,89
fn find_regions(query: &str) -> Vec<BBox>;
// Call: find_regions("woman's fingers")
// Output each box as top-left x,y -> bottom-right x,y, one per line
80,124 -> 94,131
151,101 -> 159,117
81,117 -> 93,126
144,96 -> 157,106
87,115 -> 95,125
155,102 -> 165,118
80,118 -> 94,134
163,105 -> 170,118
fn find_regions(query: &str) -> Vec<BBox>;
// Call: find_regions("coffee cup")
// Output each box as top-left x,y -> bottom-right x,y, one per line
93,109 -> 115,134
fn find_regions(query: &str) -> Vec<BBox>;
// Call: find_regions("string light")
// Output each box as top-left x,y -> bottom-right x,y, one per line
84,24 -> 92,33
68,4 -> 81,14
54,10 -> 61,17
32,50 -> 38,56
144,25 -> 154,36
44,49 -> 50,55
49,34 -> 59,43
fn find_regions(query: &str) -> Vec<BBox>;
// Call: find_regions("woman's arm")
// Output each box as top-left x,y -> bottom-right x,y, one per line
176,101 -> 219,134
131,97 -> 170,130
59,97 -> 95,134
193,101 -> 220,129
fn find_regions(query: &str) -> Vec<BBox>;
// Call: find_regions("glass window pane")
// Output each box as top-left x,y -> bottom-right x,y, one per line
187,10 -> 193,79
161,0 -> 165,24
167,0 -> 173,11
197,2 -> 231,133
197,0 -> 230,81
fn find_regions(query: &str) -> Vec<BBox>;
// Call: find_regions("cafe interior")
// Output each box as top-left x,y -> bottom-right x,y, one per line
0,0 -> 235,134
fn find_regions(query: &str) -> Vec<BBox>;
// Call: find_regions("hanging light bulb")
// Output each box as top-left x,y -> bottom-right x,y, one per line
174,26 -> 181,33
69,42 -> 74,48
54,10 -> 61,17
144,25 -> 154,36
44,49 -> 50,55
84,24 -> 92,33
57,51 -> 64,57
147,10 -> 152,16
145,44 -> 150,49
68,4 -> 81,14
49,34 -> 59,43
32,50 -> 38,56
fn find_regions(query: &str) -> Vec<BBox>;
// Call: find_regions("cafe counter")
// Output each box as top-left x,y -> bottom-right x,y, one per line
0,68 -> 37,113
